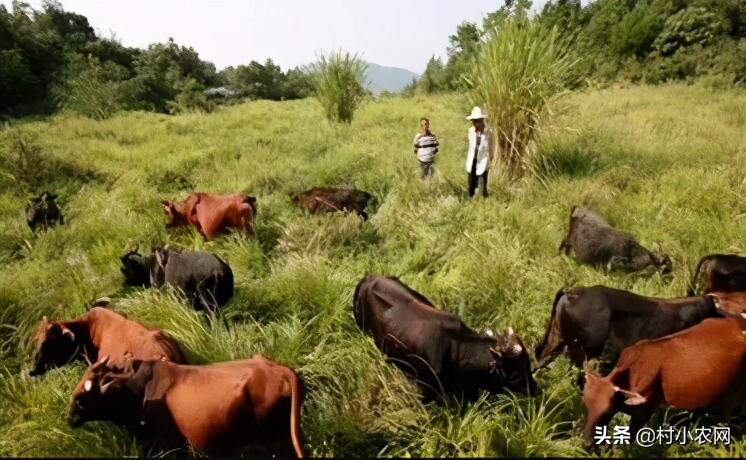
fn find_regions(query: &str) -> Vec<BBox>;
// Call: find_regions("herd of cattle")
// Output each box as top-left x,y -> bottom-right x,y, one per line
21,190 -> 746,455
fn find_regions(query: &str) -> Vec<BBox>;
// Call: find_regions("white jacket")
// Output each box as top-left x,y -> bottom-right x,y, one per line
465,126 -> 493,175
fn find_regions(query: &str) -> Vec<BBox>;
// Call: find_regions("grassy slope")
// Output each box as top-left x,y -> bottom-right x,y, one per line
1,83 -> 745,457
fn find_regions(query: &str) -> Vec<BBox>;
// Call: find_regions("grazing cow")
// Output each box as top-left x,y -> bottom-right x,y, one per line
534,285 -> 720,372
558,205 -> 672,274
120,247 -> 234,316
29,301 -> 185,376
162,192 -> 257,240
581,316 -> 746,448
290,187 -> 372,221
706,291 -> 746,318
353,275 -> 536,402
68,355 -> 305,458
25,191 -> 64,231
687,253 -> 746,296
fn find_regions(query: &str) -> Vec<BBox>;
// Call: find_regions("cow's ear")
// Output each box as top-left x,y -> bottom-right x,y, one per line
60,325 -> 75,341
49,194 -> 58,200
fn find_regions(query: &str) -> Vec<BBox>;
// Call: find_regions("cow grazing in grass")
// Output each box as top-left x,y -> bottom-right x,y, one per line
687,253 -> 746,296
581,316 -> 746,448
68,355 -> 305,458
162,192 -> 257,240
29,301 -> 185,377
353,275 -> 536,402
290,187 -> 372,221
535,285 -> 720,372
558,205 -> 672,274
25,191 -> 64,231
120,247 -> 234,317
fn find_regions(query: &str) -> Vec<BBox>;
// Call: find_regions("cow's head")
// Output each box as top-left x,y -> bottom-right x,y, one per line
488,327 -> 537,396
653,242 -> 673,275
150,246 -> 170,287
25,191 -> 61,230
161,199 -> 190,228
120,249 -> 152,287
29,316 -> 78,376
68,357 -> 147,428
581,370 -> 646,447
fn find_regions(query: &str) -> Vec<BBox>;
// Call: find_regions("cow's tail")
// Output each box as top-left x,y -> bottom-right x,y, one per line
287,369 -> 304,458
533,287 -> 568,372
688,254 -> 717,296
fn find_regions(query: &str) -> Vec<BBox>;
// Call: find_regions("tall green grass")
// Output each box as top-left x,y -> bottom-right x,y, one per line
308,49 -> 369,123
0,82 -> 745,457
465,18 -> 579,179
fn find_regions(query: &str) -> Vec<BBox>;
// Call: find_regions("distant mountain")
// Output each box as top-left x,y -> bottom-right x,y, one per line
365,63 -> 419,95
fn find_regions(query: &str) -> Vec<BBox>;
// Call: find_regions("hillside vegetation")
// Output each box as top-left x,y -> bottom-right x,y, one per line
1,83 -> 746,457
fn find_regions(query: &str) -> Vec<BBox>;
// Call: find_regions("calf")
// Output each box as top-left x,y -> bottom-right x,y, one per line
68,355 -> 305,458
535,285 -> 720,372
558,205 -> 672,274
25,191 -> 64,231
290,187 -> 372,221
29,302 -> 185,376
687,253 -> 746,295
581,316 -> 746,448
353,275 -> 536,402
120,247 -> 234,316
162,192 -> 257,240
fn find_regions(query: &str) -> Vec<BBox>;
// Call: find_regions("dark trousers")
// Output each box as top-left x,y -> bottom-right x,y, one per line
419,161 -> 434,180
468,165 -> 488,197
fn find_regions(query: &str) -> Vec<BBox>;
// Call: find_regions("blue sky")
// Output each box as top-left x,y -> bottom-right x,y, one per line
2,0 -> 561,74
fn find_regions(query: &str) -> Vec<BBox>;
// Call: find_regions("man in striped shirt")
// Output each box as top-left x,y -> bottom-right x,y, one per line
413,117 -> 439,181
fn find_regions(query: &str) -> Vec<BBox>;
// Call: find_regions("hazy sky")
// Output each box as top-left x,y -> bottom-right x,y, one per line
2,0 -> 559,74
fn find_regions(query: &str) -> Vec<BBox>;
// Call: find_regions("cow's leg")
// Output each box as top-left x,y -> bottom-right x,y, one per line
558,237 -> 571,255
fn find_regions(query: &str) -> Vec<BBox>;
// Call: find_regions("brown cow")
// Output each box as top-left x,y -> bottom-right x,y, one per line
29,302 -> 186,376
290,187 -> 372,221
161,192 -> 257,240
687,253 -> 746,295
68,354 -> 304,458
707,291 -> 746,318
581,316 -> 746,448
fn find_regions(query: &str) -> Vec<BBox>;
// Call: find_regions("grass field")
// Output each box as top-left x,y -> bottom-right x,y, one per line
1,82 -> 746,457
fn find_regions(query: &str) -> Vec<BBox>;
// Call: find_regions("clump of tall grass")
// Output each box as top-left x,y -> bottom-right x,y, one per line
308,50 -> 369,124
464,17 -> 579,179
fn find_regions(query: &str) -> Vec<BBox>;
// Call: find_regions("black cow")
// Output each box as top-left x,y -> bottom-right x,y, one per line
290,187 -> 372,221
535,285 -> 720,374
25,191 -> 64,231
353,275 -> 536,402
558,205 -> 672,274
687,253 -> 746,296
120,247 -> 234,316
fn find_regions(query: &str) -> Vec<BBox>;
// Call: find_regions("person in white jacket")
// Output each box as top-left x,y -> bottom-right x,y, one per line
465,106 -> 494,197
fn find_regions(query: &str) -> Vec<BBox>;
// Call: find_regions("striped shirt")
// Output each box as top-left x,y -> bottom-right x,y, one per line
413,131 -> 439,163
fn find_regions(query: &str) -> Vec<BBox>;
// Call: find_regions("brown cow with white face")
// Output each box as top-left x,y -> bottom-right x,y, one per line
68,355 -> 305,458
581,316 -> 746,449
29,302 -> 185,376
162,192 -> 257,240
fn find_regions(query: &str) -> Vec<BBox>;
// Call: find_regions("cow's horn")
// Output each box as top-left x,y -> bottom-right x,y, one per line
100,379 -> 115,394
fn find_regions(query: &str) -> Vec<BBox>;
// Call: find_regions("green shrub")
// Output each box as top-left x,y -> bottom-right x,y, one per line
308,50 -> 368,124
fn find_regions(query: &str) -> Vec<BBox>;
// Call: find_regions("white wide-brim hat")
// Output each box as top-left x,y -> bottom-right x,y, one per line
466,106 -> 487,120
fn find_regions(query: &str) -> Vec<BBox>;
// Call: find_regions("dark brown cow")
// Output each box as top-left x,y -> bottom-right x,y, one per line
353,275 -> 536,402
706,291 -> 746,318
581,316 -> 746,448
25,191 -> 64,231
687,253 -> 746,295
162,192 -> 257,240
535,285 -> 720,372
558,205 -> 672,274
29,302 -> 186,376
290,187 -> 372,221
68,355 -> 304,458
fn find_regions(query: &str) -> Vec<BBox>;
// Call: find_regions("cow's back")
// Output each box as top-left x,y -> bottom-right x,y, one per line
613,317 -> 746,410
87,307 -> 185,364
